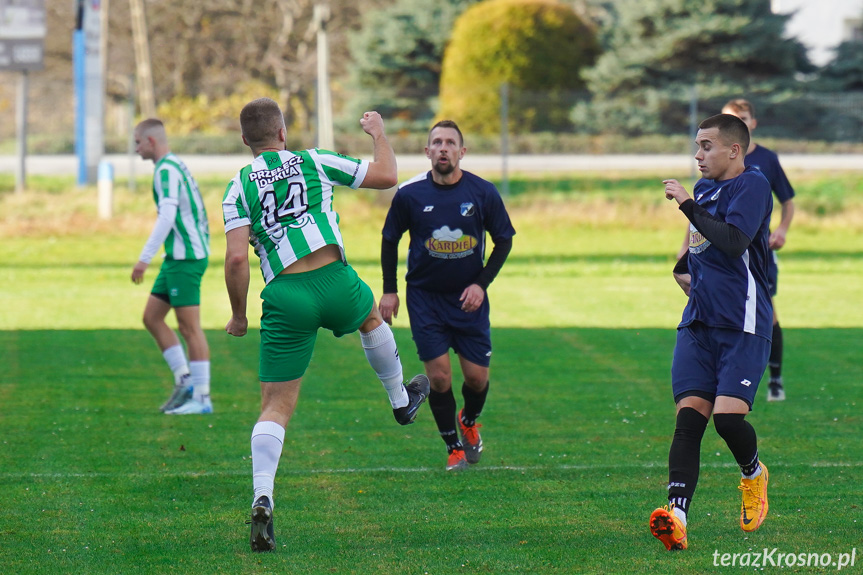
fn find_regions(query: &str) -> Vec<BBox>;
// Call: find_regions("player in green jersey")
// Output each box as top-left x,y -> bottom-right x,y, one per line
222,98 -> 429,552
132,118 -> 212,415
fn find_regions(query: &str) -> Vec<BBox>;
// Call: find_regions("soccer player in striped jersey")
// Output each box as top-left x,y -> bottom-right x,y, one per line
132,119 -> 212,415
222,98 -> 429,552
722,99 -> 795,402
651,114 -> 772,551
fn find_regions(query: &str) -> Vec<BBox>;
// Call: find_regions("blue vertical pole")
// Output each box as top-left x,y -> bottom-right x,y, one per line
74,28 -> 87,186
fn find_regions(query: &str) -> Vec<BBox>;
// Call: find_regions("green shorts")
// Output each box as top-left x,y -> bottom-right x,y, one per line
259,261 -> 374,382
151,258 -> 208,307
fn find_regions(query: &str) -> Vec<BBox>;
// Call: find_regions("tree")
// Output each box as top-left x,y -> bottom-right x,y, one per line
818,37 -> 863,91
342,0 -> 480,132
574,0 -> 813,135
0,0 -> 390,145
438,0 -> 599,135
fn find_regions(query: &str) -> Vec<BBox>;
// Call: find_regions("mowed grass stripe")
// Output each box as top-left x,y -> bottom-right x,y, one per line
2,176 -> 862,574
1,327 -> 860,575
4,458 -> 863,481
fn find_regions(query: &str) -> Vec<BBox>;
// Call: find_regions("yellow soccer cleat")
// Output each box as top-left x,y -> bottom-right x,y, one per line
739,462 -> 769,532
649,505 -> 688,551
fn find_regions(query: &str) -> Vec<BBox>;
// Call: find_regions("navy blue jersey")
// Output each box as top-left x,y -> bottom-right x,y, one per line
745,145 -> 795,204
382,170 -> 516,293
682,166 -> 774,339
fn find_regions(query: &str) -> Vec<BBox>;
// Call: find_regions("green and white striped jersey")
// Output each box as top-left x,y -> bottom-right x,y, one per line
151,153 -> 210,260
222,149 -> 369,284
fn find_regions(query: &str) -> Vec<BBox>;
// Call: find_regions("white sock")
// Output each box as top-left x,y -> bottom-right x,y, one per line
360,323 -> 408,409
251,421 -> 285,508
672,505 -> 687,527
743,464 -> 763,480
189,360 -> 210,401
162,344 -> 189,384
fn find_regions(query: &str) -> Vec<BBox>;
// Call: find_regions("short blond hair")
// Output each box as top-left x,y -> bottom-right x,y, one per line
722,98 -> 755,119
135,118 -> 166,141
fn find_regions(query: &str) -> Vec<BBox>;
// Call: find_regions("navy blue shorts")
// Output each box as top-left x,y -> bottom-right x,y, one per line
671,322 -> 771,408
406,285 -> 492,367
767,250 -> 778,297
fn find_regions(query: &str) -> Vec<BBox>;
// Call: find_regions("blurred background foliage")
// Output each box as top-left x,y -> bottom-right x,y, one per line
2,0 -> 863,154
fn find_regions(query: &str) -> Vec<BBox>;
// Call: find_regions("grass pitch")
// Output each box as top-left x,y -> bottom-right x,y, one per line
1,172 -> 861,574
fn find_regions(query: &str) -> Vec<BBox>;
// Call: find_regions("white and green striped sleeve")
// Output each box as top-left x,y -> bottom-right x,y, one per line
223,174 -> 251,233
313,150 -> 370,190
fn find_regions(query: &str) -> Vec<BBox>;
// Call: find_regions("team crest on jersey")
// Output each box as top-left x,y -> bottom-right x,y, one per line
688,223 -> 711,254
425,226 -> 478,259
460,202 -> 475,217
698,186 -> 722,202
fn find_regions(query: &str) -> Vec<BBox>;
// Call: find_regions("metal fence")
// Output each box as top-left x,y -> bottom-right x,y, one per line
3,78 -> 863,155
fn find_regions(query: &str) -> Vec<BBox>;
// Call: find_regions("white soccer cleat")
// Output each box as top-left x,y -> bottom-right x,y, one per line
160,377 -> 193,412
767,384 -> 785,402
165,396 -> 213,415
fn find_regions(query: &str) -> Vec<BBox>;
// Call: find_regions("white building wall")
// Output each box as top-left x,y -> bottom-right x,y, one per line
772,0 -> 863,66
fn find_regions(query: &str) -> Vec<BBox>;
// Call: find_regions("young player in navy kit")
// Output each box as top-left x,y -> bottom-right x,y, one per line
722,99 -> 794,402
651,114 -> 773,551
379,120 -> 515,471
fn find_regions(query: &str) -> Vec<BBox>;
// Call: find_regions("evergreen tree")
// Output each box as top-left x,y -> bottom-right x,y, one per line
342,0 -> 480,131
575,0 -> 813,135
807,19 -> 863,142
818,36 -> 863,91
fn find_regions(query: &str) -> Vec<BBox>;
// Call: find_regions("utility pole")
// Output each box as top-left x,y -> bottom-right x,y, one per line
101,0 -> 109,102
15,70 -> 29,194
314,3 -> 333,151
2,0 -> 47,193
129,0 -> 155,118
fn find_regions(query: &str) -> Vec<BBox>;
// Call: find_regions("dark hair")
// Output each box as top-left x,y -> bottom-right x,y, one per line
429,120 -> 464,147
240,98 -> 285,149
699,113 -> 750,152
722,98 -> 755,118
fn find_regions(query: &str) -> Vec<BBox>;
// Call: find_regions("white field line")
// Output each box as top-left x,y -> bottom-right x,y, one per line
4,460 -> 861,480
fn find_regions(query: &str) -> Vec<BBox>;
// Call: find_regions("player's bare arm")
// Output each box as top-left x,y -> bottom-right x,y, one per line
131,261 -> 149,284
673,272 -> 691,296
674,225 -> 692,294
769,198 -> 795,250
224,226 -> 251,337
663,179 -> 692,205
459,284 -> 485,313
359,111 -> 397,190
676,225 -> 690,260
378,293 -> 400,325
359,111 -> 384,139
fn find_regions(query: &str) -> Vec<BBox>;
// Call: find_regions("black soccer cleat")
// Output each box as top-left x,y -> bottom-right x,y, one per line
393,374 -> 430,425
248,495 -> 276,552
